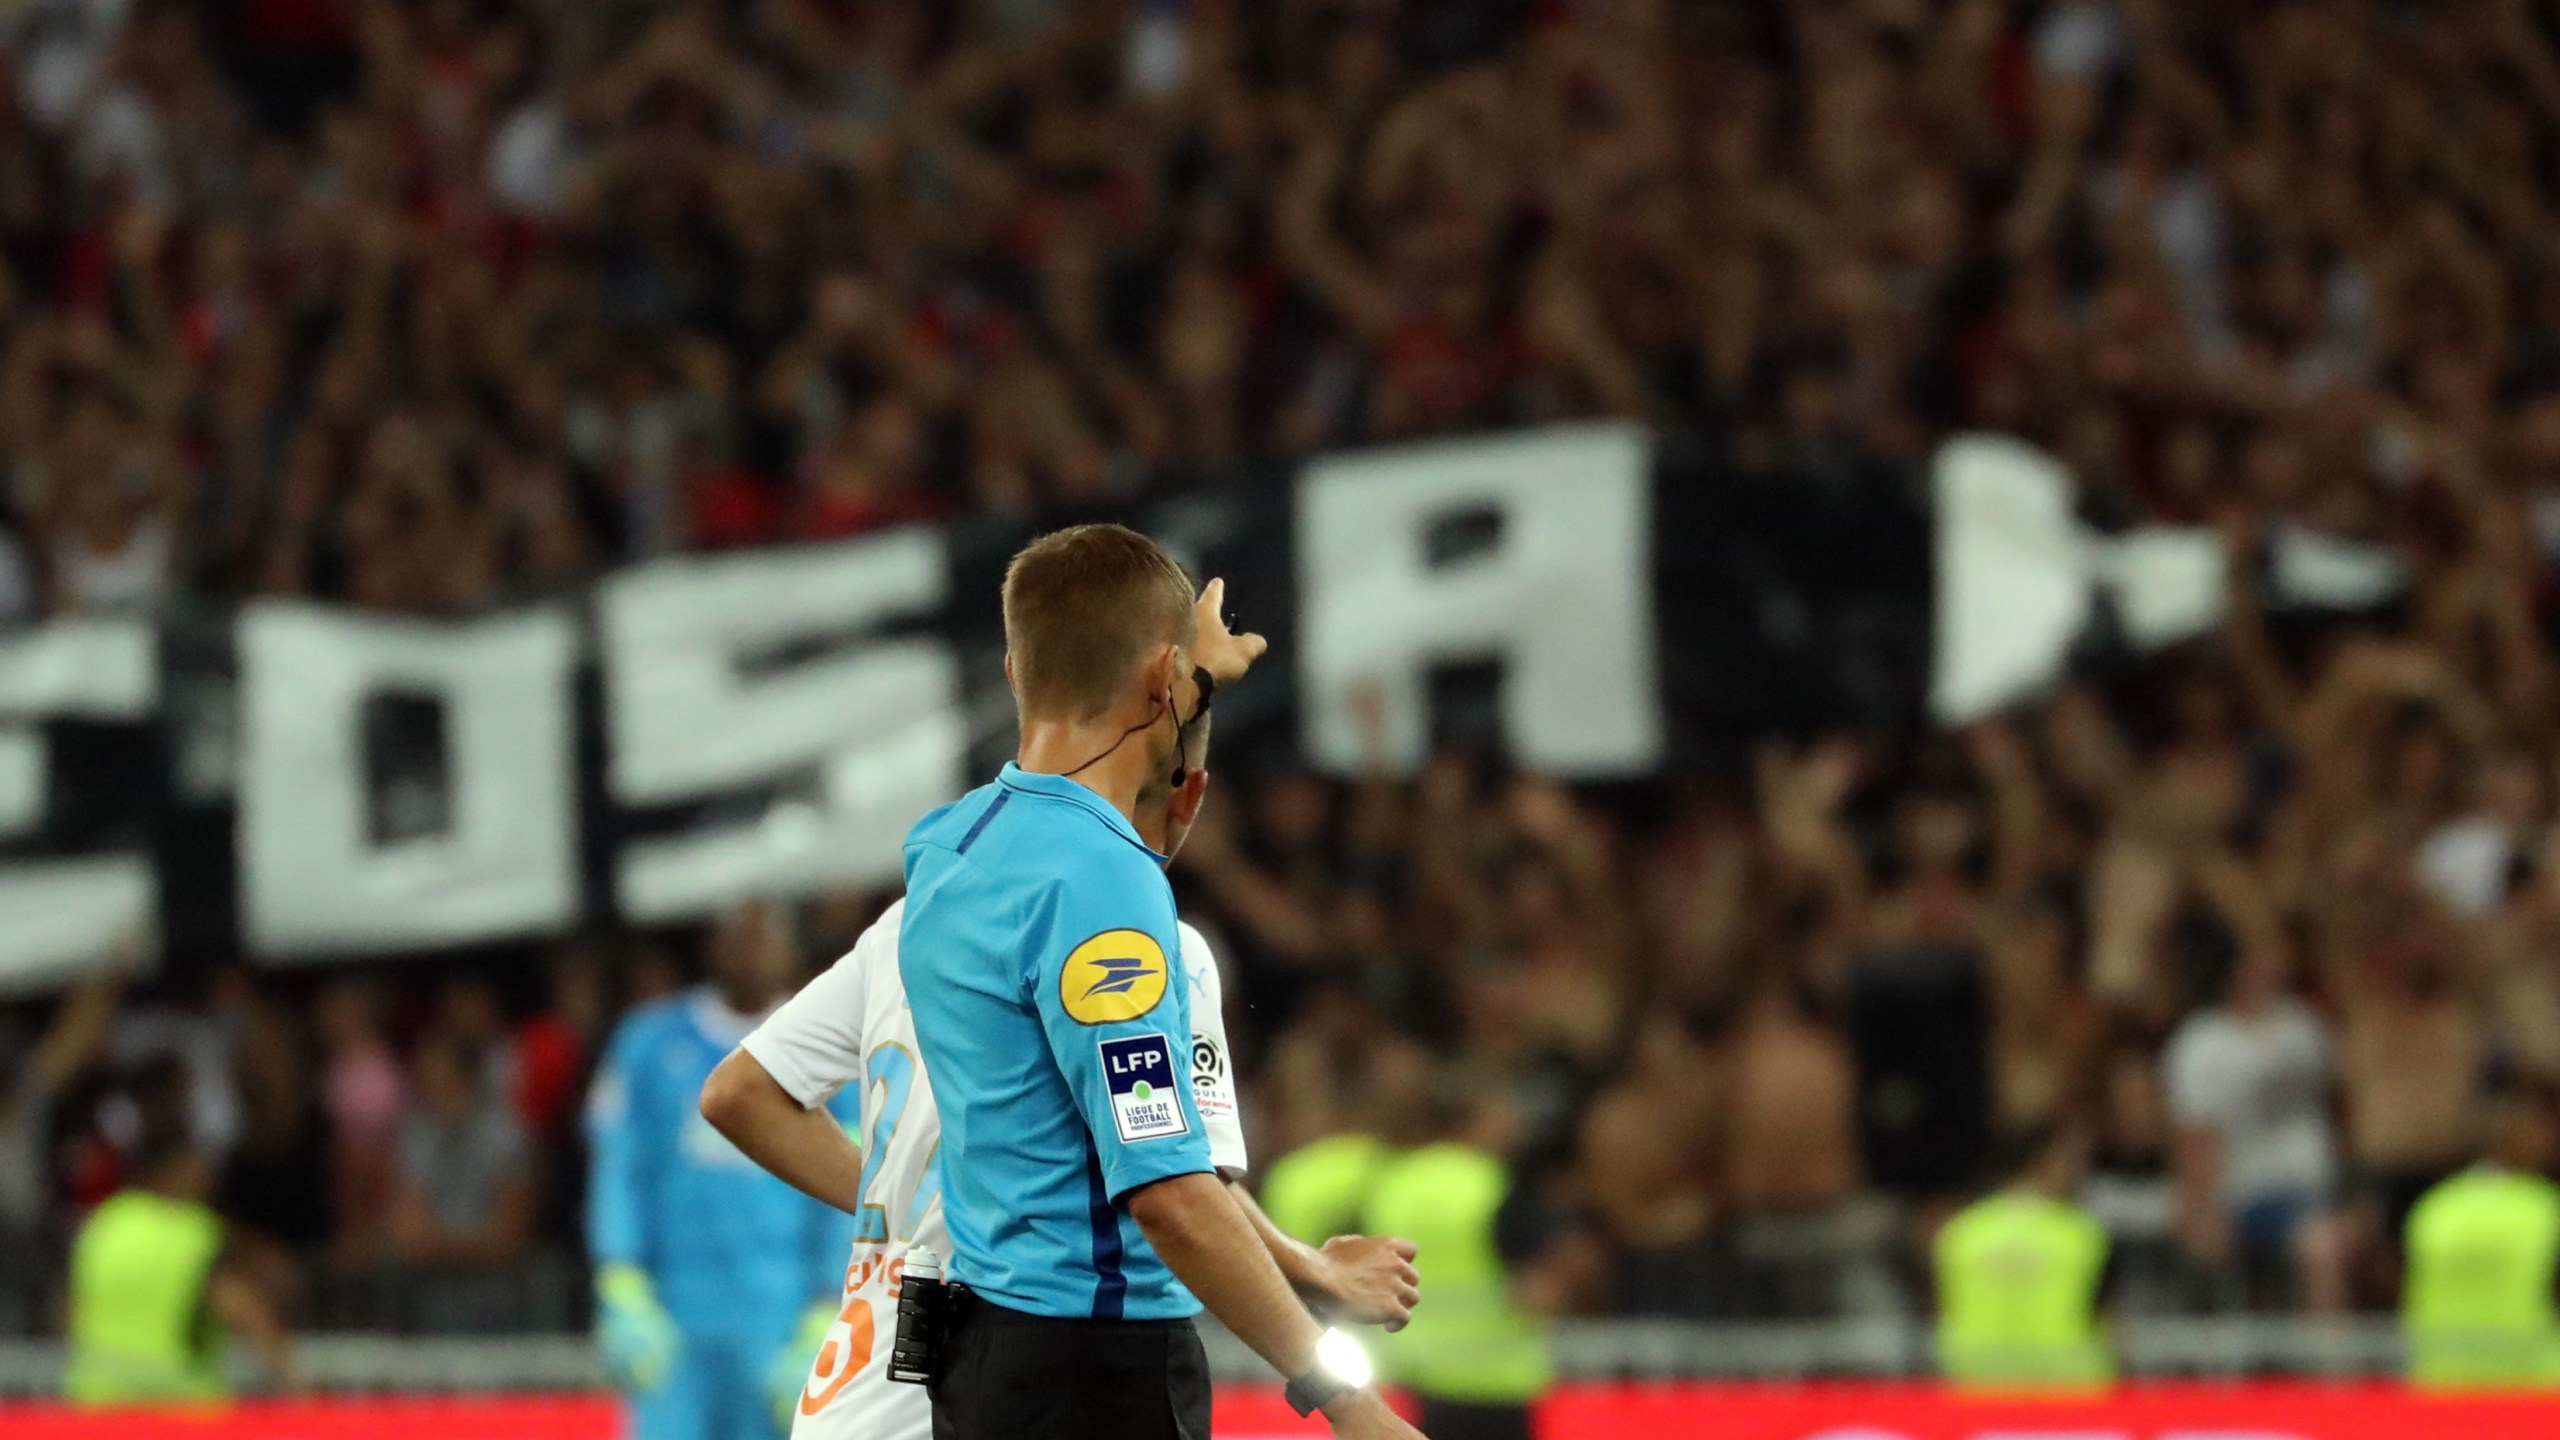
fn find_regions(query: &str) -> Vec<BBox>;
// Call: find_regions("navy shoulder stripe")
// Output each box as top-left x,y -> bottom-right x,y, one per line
955,791 -> 1011,855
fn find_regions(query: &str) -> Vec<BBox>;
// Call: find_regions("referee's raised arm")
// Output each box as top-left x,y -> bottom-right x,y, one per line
896,525 -> 1423,1440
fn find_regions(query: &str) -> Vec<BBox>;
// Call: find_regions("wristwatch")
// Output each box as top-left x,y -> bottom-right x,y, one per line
1284,1327 -> 1374,1418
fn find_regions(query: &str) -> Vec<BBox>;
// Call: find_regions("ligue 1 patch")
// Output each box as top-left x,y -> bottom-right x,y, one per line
1190,1033 -> 1226,1086
1191,1035 -> 1237,1122
1100,1035 -> 1191,1143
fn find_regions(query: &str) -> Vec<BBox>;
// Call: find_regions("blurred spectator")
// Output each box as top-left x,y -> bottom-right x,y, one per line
2489,854 -> 2560,1085
2417,749 -> 2545,920
41,393 -> 183,615
2163,938 -> 2349,1310
623,939 -> 686,1008
516,947 -> 606,1144
1715,970 -> 1893,1319
220,999 -> 329,1255
389,1034 -> 536,1267
0,969 -> 121,1237
105,965 -> 248,1157
2084,1041 -> 2184,1311
435,976 -> 518,1123
1985,888 -> 2095,1138
1719,977 -> 1862,1226
1579,1015 -> 1715,1257
2319,826 -> 2488,1291
315,978 -> 404,1261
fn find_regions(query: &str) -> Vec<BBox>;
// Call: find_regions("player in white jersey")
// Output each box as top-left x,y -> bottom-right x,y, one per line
703,714 -> 1421,1440
733,904 -> 1251,1440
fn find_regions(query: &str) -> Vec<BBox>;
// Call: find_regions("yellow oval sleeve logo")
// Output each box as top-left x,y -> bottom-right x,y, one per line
1060,929 -> 1170,1025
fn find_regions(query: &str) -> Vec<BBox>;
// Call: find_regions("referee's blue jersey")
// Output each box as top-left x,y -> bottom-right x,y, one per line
898,763 -> 1216,1321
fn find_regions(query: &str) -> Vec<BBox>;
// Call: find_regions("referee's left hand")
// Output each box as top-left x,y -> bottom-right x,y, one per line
1191,578 -> 1269,686
1312,1234 -> 1421,1332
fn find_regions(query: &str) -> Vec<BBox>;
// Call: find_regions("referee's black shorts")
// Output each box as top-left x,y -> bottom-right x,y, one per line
930,1293 -> 1211,1440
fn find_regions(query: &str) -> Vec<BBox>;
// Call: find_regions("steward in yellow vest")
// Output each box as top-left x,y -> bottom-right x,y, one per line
1261,1132 -> 1393,1250
1359,1067 -> 1554,1440
1935,1125 -> 2113,1388
1261,1035 -> 1437,1250
67,1135 -> 295,1405
2404,1088 -> 2560,1389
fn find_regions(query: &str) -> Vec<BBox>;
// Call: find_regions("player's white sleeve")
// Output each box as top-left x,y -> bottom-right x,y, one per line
1180,922 -> 1248,1176
743,904 -> 897,1108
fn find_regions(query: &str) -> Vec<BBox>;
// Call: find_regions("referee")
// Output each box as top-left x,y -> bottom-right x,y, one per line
900,524 -> 1424,1440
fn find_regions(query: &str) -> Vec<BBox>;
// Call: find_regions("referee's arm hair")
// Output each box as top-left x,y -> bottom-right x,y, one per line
1128,1173 -> 1422,1437
701,1048 -> 865,1215
1228,1179 -> 1418,1331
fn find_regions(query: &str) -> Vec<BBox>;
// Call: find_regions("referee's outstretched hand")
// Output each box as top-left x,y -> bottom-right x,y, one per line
1314,1234 -> 1422,1332
1193,578 -> 1269,685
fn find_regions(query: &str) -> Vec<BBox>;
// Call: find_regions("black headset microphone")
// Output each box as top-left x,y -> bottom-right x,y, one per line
1167,668 -> 1216,789
1060,667 -> 1217,787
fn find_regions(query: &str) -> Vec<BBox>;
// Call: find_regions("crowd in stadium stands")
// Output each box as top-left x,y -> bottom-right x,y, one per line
8,0 -> 2560,1327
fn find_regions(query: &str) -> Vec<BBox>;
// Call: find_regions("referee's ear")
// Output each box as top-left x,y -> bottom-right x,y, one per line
1163,769 -> 1211,858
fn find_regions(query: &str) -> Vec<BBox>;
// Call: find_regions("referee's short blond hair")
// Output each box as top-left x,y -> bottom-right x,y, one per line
1002,524 -> 1196,722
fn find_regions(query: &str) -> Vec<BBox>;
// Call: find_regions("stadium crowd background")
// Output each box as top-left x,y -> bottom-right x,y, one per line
8,0 -> 2560,1339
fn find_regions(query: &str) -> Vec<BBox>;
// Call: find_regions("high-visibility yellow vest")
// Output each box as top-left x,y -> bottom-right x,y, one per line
1934,1191 -> 2112,1388
1359,1142 -> 1551,1405
66,1188 -> 228,1405
1260,1133 -> 1391,1246
2404,1167 -> 2560,1388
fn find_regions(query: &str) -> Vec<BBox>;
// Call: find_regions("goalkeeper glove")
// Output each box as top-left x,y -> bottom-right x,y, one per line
767,1301 -> 839,1434
595,1263 -> 681,1394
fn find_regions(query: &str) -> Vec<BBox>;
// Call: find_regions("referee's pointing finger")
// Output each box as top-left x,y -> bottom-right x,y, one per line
1193,577 -> 1270,685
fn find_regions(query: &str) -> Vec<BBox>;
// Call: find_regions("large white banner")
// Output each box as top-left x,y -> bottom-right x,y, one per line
599,529 -> 965,922
1295,423 -> 1664,777
1932,435 -> 2228,726
239,603 -> 582,957
4,424 -> 2415,983
0,618 -> 158,990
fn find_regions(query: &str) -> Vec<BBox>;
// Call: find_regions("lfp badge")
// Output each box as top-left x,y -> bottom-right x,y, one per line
1099,1035 -> 1191,1144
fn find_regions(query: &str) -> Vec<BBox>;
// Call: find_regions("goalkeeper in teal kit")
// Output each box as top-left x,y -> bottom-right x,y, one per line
585,901 -> 859,1440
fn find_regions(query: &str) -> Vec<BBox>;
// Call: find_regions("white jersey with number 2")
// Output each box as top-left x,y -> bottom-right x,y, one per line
741,898 -> 1248,1440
